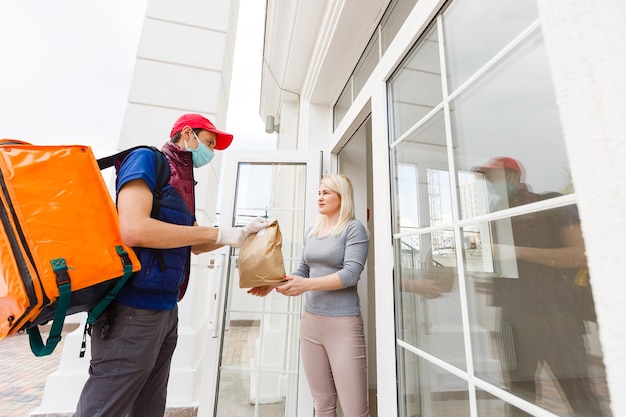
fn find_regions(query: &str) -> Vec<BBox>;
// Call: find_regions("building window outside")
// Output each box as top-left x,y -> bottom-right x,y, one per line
388,0 -> 612,416
333,0 -> 418,130
380,0 -> 419,53
334,80 -> 352,131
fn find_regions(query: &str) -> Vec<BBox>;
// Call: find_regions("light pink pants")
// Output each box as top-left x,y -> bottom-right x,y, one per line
300,311 -> 370,417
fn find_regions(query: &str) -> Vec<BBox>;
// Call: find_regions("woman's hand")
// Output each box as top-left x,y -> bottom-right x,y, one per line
247,285 -> 274,297
275,275 -> 309,297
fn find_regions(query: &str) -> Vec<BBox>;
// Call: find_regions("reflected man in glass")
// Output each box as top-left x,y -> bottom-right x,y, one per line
474,157 -> 609,417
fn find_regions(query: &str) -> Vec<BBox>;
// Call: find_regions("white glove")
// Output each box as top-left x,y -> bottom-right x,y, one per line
244,217 -> 271,235
216,217 -> 270,248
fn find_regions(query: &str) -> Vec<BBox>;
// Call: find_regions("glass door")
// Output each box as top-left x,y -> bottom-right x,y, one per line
209,150 -> 319,417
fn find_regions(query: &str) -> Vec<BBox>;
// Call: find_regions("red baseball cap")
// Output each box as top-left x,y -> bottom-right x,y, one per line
170,113 -> 234,150
473,156 -> 522,173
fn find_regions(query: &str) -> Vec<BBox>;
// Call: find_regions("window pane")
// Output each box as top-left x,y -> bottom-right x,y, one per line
442,0 -> 539,92
475,389 -> 520,417
388,26 -> 442,142
381,0 -> 419,53
451,31 -> 572,218
462,207 -> 611,416
395,232 -> 465,370
333,79 -> 352,130
391,111 -> 452,233
398,348 -> 471,417
353,32 -> 379,97
388,0 -> 612,415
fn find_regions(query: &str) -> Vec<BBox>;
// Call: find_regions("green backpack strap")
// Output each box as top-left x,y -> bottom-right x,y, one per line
86,246 -> 134,324
27,247 -> 134,358
27,258 -> 72,357
79,246 -> 134,358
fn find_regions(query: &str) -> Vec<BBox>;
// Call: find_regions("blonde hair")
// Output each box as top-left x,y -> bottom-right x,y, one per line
308,174 -> 355,237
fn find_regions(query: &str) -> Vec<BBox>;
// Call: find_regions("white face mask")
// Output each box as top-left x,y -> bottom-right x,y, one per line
186,132 -> 215,168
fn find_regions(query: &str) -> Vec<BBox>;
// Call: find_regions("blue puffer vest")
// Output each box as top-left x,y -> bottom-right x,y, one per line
125,143 -> 196,304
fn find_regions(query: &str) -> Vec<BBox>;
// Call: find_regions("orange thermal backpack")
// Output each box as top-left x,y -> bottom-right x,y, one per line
0,140 -> 166,356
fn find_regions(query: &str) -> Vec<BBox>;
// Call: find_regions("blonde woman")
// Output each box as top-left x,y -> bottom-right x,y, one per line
249,174 -> 370,417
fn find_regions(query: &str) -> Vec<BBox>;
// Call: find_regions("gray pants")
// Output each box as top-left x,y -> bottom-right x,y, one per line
75,303 -> 178,417
300,311 -> 370,417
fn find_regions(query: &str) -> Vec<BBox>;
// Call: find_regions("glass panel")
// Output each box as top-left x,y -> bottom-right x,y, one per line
391,111 -> 452,233
233,163 -> 275,222
234,163 -> 307,273
475,389 -> 517,417
216,368 -> 297,417
395,232 -> 465,370
333,79 -> 352,130
217,162 -> 308,417
353,32 -> 380,98
451,31 -> 572,218
388,0 -> 612,415
388,26 -> 442,142
380,0 -> 419,53
397,347 -> 471,417
442,0 -> 539,92
463,207 -> 612,416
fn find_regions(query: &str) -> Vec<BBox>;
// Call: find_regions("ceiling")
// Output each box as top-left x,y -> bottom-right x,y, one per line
260,0 -> 389,119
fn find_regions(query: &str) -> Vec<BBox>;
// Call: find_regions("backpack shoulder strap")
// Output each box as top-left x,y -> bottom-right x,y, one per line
81,147 -> 171,334
97,145 -> 170,195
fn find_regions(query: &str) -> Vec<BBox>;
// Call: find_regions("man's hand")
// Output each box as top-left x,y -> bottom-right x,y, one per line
492,244 -> 518,261
244,217 -> 271,235
401,279 -> 448,299
216,217 -> 271,248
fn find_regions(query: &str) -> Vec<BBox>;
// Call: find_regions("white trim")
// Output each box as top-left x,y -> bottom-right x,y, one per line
370,78 -> 399,417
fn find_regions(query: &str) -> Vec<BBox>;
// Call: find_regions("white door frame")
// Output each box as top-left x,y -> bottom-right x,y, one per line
198,149 -> 320,417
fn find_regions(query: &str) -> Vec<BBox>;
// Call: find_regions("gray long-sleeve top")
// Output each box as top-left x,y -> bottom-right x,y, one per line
291,219 -> 369,317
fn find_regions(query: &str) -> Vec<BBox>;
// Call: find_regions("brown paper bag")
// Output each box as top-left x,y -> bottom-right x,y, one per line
238,219 -> 286,288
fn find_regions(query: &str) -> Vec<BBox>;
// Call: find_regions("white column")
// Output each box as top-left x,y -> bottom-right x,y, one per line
35,0 -> 240,414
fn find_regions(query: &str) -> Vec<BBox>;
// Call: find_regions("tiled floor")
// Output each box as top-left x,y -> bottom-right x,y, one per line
221,319 -> 260,366
0,321 -> 613,417
0,321 -> 269,417
0,324 -> 77,417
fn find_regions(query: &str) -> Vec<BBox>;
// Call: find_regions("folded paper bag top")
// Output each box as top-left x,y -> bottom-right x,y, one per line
237,219 -> 286,288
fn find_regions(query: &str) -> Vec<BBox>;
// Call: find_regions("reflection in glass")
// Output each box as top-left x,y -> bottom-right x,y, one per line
391,111 -> 452,233
388,25 -> 442,142
398,347 -> 471,417
462,206 -> 612,416
475,389 -> 519,417
387,0 -> 612,414
452,30 -> 573,219
442,0 -> 539,92
395,233 -> 464,370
